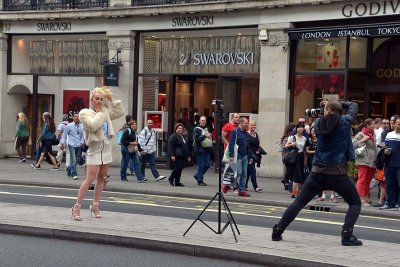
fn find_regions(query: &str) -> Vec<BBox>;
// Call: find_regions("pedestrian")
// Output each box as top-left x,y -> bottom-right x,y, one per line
380,115 -> 400,211
246,120 -> 262,192
280,122 -> 296,191
221,113 -> 240,193
120,120 -> 146,182
193,116 -> 213,186
284,123 -> 307,198
15,112 -> 30,163
272,100 -> 363,246
71,87 -> 124,221
374,118 -> 383,147
168,123 -> 191,187
117,114 -> 136,176
229,117 -> 253,197
352,118 -> 377,206
56,114 -> 69,167
31,112 -> 59,170
138,119 -> 166,181
60,113 -> 84,180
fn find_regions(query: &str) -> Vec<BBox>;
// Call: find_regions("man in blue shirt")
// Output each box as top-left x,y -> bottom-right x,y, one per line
381,115 -> 400,210
60,113 -> 84,180
229,117 -> 253,197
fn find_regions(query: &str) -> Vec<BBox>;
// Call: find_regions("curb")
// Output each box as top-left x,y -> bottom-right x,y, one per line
0,223 -> 343,267
1,179 -> 400,220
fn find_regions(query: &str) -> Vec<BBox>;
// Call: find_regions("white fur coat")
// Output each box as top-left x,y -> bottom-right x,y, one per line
79,99 -> 124,146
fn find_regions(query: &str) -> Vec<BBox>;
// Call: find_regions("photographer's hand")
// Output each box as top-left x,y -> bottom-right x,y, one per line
320,100 -> 328,108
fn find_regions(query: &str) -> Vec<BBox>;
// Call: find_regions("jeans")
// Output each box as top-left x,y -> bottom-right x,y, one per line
277,171 -> 361,231
194,151 -> 211,183
384,166 -> 400,207
120,146 -> 144,181
236,156 -> 248,192
246,162 -> 258,190
66,145 -> 82,177
141,152 -> 160,179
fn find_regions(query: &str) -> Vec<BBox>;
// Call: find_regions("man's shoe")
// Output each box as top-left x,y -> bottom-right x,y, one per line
72,176 -> 79,180
341,229 -> 363,246
371,203 -> 383,207
50,167 -> 59,171
18,158 -> 26,163
238,191 -> 250,197
139,178 -> 147,183
222,184 -> 230,194
156,176 -> 166,181
121,178 -> 129,182
272,224 -> 284,241
198,182 -> 207,186
193,174 -> 198,181
379,204 -> 395,210
168,178 -> 174,186
175,183 -> 184,187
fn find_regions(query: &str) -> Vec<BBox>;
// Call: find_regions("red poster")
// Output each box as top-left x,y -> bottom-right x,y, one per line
63,90 -> 90,120
146,113 -> 163,130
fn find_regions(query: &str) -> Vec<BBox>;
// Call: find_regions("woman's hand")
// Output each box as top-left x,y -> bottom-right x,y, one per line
361,135 -> 370,143
171,156 -> 176,162
188,157 -> 191,163
130,141 -> 138,145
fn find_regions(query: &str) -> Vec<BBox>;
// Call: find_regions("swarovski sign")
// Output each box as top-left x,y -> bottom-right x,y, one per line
180,52 -> 255,66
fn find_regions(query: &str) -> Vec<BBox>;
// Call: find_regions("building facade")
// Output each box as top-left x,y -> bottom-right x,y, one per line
1,0 -> 399,177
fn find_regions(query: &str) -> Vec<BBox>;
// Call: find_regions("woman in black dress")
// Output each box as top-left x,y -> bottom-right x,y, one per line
168,123 -> 191,186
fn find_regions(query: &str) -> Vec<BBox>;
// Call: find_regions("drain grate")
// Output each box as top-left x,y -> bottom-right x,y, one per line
308,205 -> 331,212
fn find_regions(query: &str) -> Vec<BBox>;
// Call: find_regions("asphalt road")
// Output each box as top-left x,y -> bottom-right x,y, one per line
0,233 -> 263,267
1,183 -> 399,244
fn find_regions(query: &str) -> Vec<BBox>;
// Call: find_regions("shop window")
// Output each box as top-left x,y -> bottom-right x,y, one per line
349,37 -> 367,69
293,74 -> 344,120
296,38 -> 346,71
12,36 -> 108,75
240,78 -> 259,114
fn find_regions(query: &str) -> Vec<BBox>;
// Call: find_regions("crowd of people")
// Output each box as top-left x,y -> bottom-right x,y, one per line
12,89 -> 400,225
279,111 -> 400,211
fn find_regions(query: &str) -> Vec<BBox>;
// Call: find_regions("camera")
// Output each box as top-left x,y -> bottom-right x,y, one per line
305,108 -> 323,118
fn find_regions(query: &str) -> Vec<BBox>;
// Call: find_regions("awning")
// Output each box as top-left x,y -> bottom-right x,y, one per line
288,22 -> 400,40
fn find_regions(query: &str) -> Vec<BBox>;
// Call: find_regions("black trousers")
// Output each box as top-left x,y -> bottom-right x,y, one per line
277,171 -> 361,231
169,157 -> 186,185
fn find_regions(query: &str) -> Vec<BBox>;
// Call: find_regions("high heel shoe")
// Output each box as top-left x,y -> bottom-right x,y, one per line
90,202 -> 102,219
71,204 -> 82,221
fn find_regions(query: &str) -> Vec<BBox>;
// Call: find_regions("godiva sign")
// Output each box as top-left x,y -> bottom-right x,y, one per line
342,1 -> 400,18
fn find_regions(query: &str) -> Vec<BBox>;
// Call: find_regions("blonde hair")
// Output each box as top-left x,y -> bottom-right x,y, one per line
91,87 -> 112,101
18,112 -> 28,126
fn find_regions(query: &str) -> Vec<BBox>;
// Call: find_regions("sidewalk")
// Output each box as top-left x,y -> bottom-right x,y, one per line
0,158 -> 399,219
1,202 -> 400,267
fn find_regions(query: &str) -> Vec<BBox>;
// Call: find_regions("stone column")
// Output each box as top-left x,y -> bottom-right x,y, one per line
257,23 -> 292,178
106,31 -> 135,165
0,33 -> 8,158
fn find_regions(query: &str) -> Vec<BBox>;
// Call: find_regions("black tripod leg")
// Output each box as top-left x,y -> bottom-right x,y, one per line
221,194 -> 240,235
183,193 -> 218,237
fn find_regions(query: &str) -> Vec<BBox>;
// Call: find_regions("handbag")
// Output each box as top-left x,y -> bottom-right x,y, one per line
282,136 -> 298,165
222,130 -> 238,163
355,145 -> 366,157
127,144 -> 138,153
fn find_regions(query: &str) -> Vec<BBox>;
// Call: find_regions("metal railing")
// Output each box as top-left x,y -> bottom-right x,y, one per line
4,0 -> 109,11
132,0 -> 223,6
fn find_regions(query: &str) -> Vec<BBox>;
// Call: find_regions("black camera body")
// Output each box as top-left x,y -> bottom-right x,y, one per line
305,108 -> 323,118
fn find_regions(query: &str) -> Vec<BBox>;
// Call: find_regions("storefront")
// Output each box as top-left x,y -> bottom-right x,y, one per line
138,29 -> 260,159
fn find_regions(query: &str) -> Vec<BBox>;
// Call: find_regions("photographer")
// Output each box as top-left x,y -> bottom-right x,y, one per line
272,100 -> 363,246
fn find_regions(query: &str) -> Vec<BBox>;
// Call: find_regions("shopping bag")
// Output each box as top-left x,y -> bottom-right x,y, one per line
222,163 -> 237,185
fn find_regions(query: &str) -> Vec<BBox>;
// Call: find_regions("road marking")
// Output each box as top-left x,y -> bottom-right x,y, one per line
1,185 -> 399,222
1,190 -> 400,233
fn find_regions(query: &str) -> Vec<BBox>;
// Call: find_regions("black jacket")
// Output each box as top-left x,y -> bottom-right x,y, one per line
168,133 -> 189,159
120,128 -> 142,151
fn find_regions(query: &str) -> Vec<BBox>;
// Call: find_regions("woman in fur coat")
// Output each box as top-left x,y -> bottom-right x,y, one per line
71,87 -> 124,221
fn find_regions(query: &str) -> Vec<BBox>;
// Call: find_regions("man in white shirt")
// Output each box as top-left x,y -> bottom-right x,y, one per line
374,118 -> 384,147
56,114 -> 69,167
138,120 -> 166,181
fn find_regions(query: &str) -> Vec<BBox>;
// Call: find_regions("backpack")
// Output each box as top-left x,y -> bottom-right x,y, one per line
117,128 -> 131,145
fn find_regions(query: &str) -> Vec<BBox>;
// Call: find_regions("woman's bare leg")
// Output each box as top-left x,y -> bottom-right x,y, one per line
76,165 -> 98,206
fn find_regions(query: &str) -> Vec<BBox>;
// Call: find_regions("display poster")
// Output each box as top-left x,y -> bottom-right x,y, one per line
63,90 -> 90,120
146,112 -> 163,131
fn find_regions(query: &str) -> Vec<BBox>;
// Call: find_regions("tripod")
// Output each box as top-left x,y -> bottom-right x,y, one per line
183,100 -> 240,242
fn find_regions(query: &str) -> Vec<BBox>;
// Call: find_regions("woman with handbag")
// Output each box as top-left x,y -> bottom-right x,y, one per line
120,120 -> 146,182
284,123 -> 307,198
168,123 -> 191,186
280,122 -> 296,190
31,113 -> 59,171
15,112 -> 30,163
246,120 -> 262,192
352,118 -> 377,206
